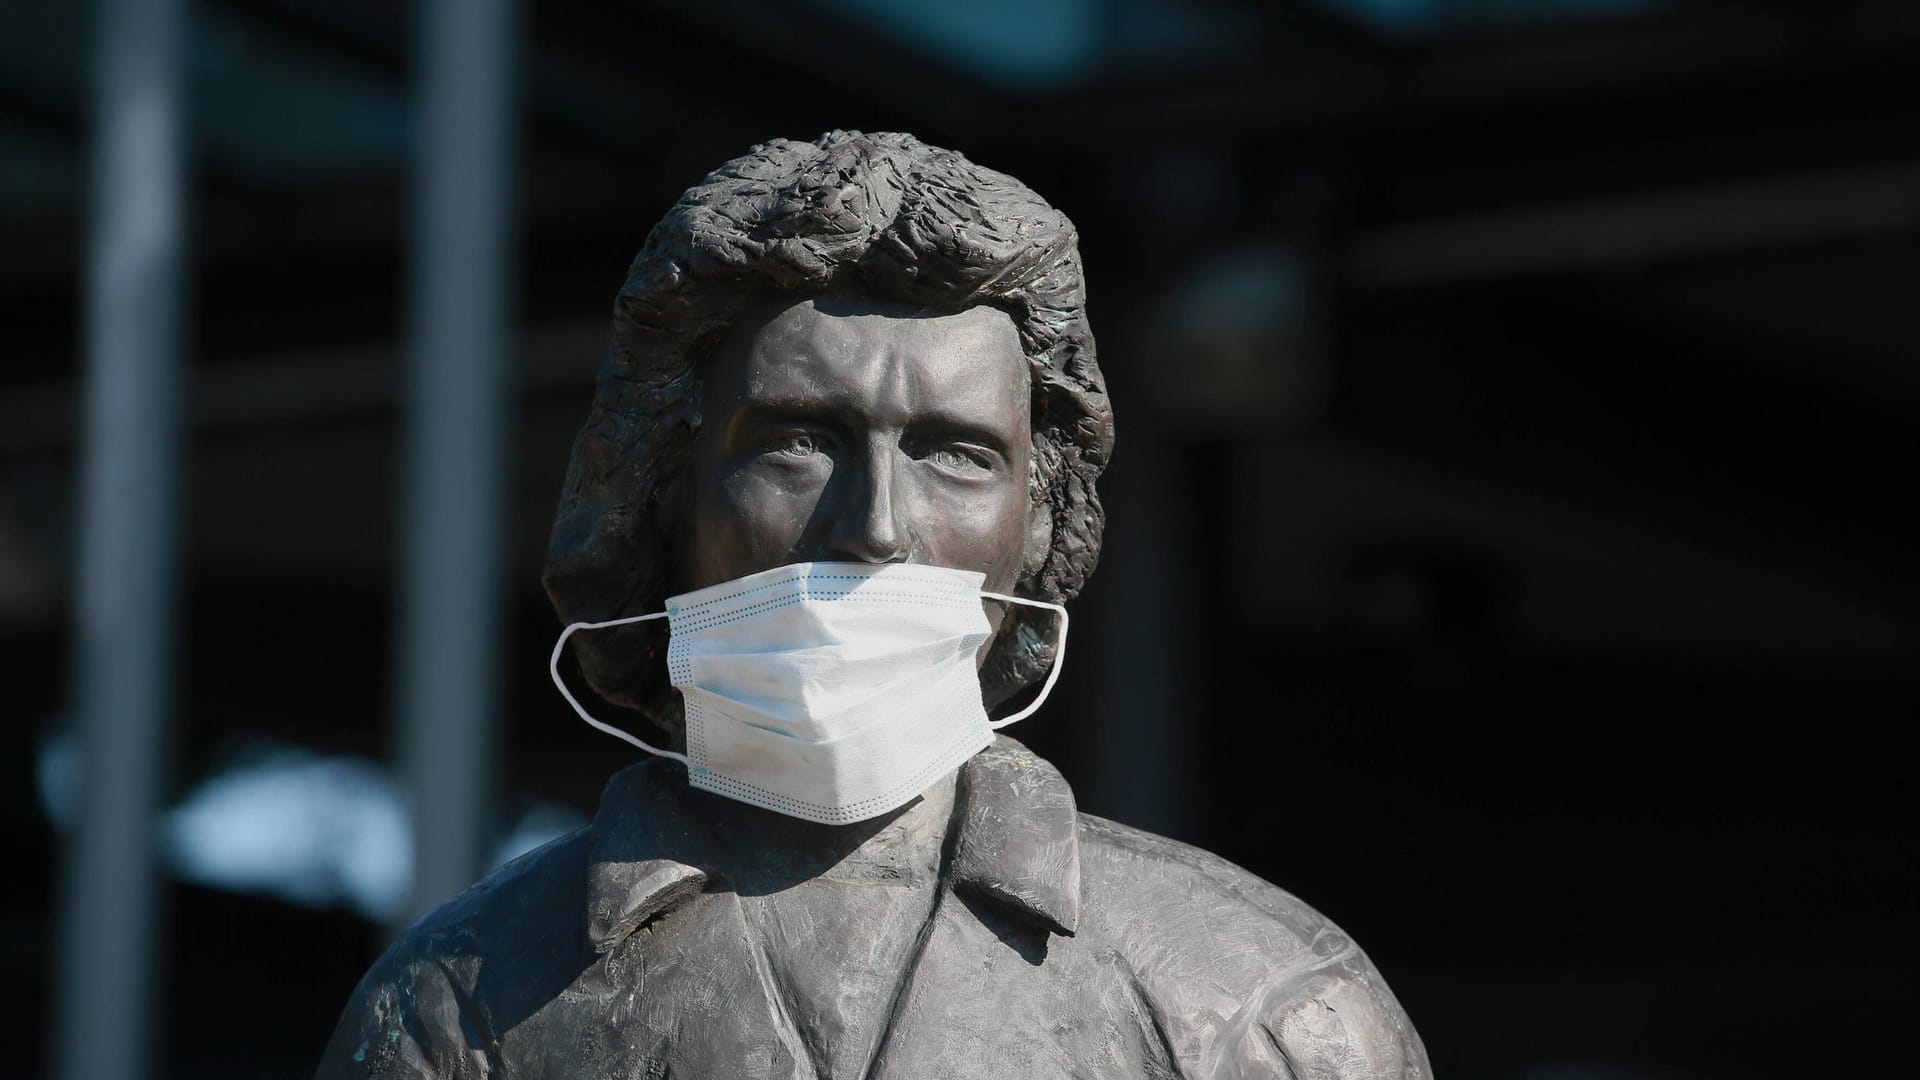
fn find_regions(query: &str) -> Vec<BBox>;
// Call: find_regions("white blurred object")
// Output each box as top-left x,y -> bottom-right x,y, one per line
160,742 -> 413,921
489,801 -> 588,870
37,733 -> 588,923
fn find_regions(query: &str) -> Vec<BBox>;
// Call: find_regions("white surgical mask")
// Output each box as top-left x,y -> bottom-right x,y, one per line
549,561 -> 1067,824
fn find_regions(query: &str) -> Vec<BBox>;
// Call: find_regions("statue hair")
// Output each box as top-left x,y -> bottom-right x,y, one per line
543,130 -> 1113,730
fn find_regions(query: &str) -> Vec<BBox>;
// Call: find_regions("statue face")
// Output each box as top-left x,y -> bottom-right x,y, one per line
681,294 -> 1036,610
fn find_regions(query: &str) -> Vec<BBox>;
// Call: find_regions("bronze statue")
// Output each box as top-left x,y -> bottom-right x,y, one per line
318,131 -> 1428,1079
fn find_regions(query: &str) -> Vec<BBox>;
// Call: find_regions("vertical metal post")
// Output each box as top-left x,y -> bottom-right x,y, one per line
55,1 -> 188,1078
393,0 -> 520,930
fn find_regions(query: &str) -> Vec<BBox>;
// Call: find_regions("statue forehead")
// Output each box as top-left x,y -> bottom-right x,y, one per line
714,294 -> 1027,401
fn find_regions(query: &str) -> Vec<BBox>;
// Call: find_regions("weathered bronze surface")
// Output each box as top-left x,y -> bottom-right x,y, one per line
317,131 -> 1428,1079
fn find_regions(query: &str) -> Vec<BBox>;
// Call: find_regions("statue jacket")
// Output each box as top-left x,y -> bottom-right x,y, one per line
316,737 -> 1429,1079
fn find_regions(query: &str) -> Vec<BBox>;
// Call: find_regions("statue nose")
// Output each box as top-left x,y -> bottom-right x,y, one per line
826,443 -> 911,564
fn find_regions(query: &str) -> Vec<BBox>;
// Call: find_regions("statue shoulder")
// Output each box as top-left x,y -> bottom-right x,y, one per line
1074,812 -> 1333,942
314,827 -> 595,1079
1073,815 -> 1431,1079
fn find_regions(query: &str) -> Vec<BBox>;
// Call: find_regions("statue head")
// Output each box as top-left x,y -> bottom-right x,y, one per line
543,130 -> 1113,734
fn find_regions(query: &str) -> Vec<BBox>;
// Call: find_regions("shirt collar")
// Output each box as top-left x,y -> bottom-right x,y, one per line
583,736 -> 1081,953
945,737 -> 1081,937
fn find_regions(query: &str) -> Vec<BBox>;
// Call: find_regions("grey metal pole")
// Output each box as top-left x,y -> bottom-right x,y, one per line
393,0 -> 520,930
55,0 -> 188,1078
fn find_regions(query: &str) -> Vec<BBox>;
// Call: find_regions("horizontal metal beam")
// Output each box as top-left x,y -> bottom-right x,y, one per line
1344,166 -> 1920,287
1033,2 -> 1920,144
0,322 -> 605,455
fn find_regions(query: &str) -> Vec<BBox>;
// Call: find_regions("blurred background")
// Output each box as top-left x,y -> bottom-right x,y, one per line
5,0 -> 1918,1077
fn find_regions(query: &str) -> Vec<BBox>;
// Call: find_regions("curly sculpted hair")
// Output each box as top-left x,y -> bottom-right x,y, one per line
543,130 -> 1114,729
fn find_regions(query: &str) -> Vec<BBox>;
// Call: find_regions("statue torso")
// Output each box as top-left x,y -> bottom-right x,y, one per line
316,741 -> 1429,1080
726,775 -> 954,1077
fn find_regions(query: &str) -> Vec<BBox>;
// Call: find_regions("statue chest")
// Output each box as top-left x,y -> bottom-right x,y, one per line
499,884 -> 1181,1079
733,874 -> 944,1077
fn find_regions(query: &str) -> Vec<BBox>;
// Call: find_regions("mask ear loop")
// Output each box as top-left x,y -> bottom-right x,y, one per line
549,612 -> 690,765
979,592 -> 1069,730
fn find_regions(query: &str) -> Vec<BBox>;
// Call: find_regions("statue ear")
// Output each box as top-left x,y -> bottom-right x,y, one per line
1020,493 -> 1052,586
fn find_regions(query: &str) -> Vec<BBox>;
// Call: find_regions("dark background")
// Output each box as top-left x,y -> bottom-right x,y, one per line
5,1 -> 1918,1077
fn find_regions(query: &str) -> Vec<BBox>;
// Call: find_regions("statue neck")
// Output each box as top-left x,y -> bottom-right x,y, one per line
694,770 -> 961,889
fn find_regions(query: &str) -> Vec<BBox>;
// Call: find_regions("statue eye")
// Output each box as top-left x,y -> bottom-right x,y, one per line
924,444 -> 991,473
764,429 -> 827,459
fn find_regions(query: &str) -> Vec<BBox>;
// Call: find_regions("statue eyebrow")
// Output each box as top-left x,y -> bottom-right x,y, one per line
723,400 -> 861,451
728,398 -> 1017,455
731,398 -> 860,427
903,410 -> 1016,456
